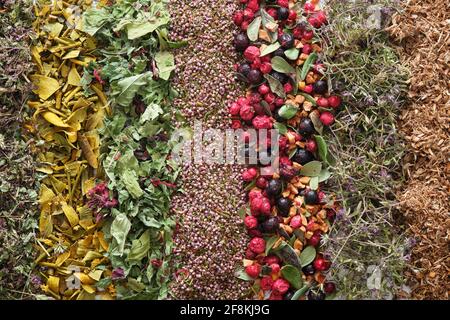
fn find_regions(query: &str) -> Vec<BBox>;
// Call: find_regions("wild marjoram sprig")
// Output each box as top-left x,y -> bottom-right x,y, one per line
81,0 -> 181,299
316,0 -> 411,299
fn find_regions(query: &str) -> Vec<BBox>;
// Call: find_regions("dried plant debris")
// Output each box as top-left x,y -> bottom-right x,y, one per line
0,0 -> 39,299
316,0 -> 411,299
388,0 -> 449,300
28,0 -> 114,300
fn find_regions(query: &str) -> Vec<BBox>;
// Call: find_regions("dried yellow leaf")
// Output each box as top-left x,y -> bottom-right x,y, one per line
30,75 -> 60,100
67,66 -> 81,86
62,203 -> 79,227
78,134 -> 98,168
42,111 -> 70,128
62,50 -> 80,60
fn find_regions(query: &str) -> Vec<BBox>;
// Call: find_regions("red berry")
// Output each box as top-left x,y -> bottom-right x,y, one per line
250,196 -> 263,213
249,237 -> 266,254
233,11 -> 244,26
324,282 -> 336,294
304,2 -> 315,13
264,92 -> 276,104
303,84 -> 313,93
288,10 -> 297,21
279,156 -> 292,166
319,111 -> 335,126
270,263 -> 280,274
241,20 -> 249,31
313,257 -> 331,271
242,167 -> 258,181
293,27 -> 303,39
308,16 -> 322,28
244,46 -> 260,62
277,0 -> 289,8
272,278 -> 290,295
267,8 -> 278,19
260,62 -> 272,74
240,104 -> 255,121
308,231 -> 321,246
317,97 -> 329,108
328,95 -> 341,108
229,102 -> 241,116
252,115 -> 273,129
247,0 -> 259,12
256,177 -> 268,189
260,198 -> 272,215
290,215 -> 302,229
251,58 -> 262,69
244,215 -> 258,229
258,84 -> 270,95
237,97 -> 249,106
261,276 -> 274,291
283,82 -> 293,93
316,11 -> 327,24
245,248 -> 257,259
303,30 -> 314,40
243,8 -> 254,20
269,293 -> 283,300
302,44 -> 313,54
275,97 -> 284,107
245,264 -> 261,278
264,255 -> 280,265
305,139 -> 317,152
231,120 -> 242,129
249,189 -> 262,201
248,228 -> 263,237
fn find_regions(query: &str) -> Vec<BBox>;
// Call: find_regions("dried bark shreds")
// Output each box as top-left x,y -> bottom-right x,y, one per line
388,0 -> 450,300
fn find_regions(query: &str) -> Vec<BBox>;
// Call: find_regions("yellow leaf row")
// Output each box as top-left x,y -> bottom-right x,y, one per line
27,0 -> 114,300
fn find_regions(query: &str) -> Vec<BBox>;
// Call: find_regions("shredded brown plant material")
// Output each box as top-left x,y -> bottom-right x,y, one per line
388,0 -> 449,300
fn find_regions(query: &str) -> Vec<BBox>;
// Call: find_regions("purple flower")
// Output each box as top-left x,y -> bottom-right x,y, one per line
111,267 -> 125,280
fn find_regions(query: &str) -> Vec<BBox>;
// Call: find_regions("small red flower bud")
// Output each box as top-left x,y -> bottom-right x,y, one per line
303,30 -> 314,41
277,0 -> 289,8
302,44 -> 312,54
275,97 -> 284,107
261,276 -> 274,291
258,84 -> 271,95
244,215 -> 258,229
260,62 -> 272,74
270,263 -> 280,274
273,278 -> 290,295
229,102 -> 241,116
233,11 -> 244,26
267,8 -> 278,19
241,20 -> 249,31
242,167 -> 258,182
245,264 -> 261,278
264,255 -> 280,265
249,237 -> 266,254
243,8 -> 254,21
252,115 -> 273,129
231,120 -> 242,129
247,0 -> 259,12
244,46 -> 260,62
264,92 -> 276,104
256,176 -> 268,189
240,104 -> 255,121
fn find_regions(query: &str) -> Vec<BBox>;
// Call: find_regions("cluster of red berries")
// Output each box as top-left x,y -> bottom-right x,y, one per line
87,182 -> 118,211
231,0 -> 341,300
